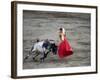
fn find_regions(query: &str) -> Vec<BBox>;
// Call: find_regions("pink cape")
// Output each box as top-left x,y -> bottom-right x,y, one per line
58,36 -> 73,58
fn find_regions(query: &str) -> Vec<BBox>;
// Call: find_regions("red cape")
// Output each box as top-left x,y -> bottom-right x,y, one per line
58,36 -> 73,58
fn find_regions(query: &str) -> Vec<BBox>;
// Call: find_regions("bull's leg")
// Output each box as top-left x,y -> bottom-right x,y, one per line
24,51 -> 31,60
24,45 -> 34,61
32,52 -> 40,60
24,55 -> 29,60
24,50 -> 35,61
40,52 -> 45,62
40,51 -> 50,62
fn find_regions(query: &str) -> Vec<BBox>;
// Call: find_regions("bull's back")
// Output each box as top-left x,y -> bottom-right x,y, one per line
33,41 -> 45,52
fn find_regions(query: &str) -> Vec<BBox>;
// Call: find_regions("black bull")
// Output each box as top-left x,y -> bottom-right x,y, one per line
24,40 -> 58,62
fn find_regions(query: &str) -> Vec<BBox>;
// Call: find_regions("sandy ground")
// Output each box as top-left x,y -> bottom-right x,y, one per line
23,10 -> 91,69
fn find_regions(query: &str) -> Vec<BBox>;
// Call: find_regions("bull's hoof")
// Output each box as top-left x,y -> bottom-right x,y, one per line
32,57 -> 38,62
24,56 -> 28,60
32,57 -> 36,61
40,58 -> 44,63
